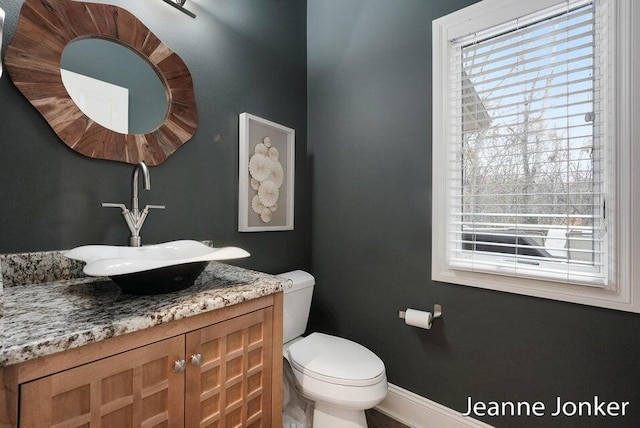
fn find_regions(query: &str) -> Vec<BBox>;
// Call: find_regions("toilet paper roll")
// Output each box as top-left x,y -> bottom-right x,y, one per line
404,308 -> 433,329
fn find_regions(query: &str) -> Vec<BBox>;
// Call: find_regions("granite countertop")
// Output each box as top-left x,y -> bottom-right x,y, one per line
0,262 -> 287,368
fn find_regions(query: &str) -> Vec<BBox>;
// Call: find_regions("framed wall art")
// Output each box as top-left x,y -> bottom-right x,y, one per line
238,113 -> 295,232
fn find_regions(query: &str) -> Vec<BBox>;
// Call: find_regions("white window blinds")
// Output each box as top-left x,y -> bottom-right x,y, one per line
447,0 -> 610,286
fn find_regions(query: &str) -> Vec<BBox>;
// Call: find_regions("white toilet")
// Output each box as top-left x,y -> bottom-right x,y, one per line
279,270 -> 388,428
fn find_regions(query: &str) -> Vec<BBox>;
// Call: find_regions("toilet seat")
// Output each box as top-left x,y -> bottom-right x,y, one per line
288,332 -> 385,387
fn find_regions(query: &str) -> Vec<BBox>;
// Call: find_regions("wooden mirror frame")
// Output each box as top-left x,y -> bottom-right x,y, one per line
4,0 -> 198,166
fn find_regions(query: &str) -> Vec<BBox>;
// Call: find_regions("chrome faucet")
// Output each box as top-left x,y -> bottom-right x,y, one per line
102,161 -> 165,247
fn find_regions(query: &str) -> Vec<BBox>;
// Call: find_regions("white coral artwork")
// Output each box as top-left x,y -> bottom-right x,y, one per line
268,146 -> 279,161
251,195 -> 265,214
249,137 -> 285,223
269,161 -> 284,188
255,142 -> 268,156
258,180 -> 279,207
250,178 -> 260,191
248,153 -> 273,182
260,208 -> 272,223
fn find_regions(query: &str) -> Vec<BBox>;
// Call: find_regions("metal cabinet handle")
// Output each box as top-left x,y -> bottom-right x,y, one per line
174,359 -> 186,373
191,353 -> 203,367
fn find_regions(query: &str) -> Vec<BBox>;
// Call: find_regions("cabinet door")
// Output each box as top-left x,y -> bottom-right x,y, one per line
19,336 -> 185,428
185,308 -> 273,428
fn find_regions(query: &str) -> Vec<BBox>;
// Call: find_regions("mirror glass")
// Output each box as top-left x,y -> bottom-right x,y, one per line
60,38 -> 168,135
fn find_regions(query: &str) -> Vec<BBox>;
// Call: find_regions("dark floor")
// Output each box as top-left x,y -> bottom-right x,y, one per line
365,409 -> 411,428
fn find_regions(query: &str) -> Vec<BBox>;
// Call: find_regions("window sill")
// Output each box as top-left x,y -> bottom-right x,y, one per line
432,264 -> 637,312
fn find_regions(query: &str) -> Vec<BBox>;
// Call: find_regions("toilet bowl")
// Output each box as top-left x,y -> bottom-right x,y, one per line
279,271 -> 388,428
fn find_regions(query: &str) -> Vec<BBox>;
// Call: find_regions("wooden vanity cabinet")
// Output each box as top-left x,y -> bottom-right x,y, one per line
0,293 -> 283,428
20,335 -> 186,427
185,309 -> 273,427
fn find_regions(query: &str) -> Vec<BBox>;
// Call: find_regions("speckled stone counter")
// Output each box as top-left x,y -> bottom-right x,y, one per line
0,261 -> 287,368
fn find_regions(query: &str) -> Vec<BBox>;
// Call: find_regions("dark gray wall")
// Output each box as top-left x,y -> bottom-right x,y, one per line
307,1 -> 640,427
0,0 -> 309,274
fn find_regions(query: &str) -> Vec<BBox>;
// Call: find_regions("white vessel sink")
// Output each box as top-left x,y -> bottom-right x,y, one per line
65,240 -> 250,294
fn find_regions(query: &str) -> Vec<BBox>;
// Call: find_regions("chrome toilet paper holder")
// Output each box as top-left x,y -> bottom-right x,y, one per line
398,304 -> 443,329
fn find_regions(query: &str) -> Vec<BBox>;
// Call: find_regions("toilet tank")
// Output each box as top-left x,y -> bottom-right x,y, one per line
278,270 -> 315,343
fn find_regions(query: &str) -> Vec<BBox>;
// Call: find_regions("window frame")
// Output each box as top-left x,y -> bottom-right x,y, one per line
432,0 -> 640,312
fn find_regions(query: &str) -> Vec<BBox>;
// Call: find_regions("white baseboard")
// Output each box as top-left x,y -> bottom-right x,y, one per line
375,383 -> 494,428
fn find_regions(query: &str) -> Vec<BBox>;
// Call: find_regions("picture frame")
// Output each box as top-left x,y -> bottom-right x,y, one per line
238,113 -> 295,232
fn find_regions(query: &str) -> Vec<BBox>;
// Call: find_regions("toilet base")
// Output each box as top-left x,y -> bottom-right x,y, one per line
312,402 -> 368,428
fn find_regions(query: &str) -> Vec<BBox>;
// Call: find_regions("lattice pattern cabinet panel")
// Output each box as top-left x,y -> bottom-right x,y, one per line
185,308 -> 273,428
19,336 -> 185,428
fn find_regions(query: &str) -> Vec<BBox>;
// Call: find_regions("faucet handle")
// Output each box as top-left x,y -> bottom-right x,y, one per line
102,203 -> 129,212
145,204 -> 166,211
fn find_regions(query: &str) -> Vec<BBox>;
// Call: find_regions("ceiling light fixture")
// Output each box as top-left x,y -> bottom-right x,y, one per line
161,0 -> 196,19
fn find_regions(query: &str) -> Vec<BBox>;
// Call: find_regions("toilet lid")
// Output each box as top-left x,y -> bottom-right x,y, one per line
287,333 -> 385,387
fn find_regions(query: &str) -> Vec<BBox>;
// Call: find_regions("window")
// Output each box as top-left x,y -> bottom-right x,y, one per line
432,0 -> 640,312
